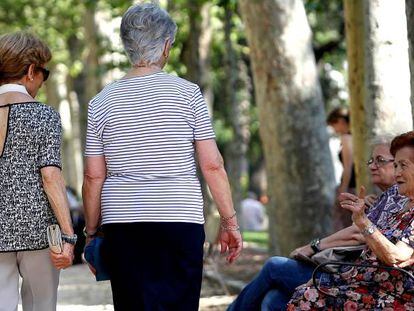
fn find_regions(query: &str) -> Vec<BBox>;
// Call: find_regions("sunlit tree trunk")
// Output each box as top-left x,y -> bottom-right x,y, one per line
406,0 -> 414,118
239,0 -> 336,255
345,0 -> 412,193
364,1 -> 412,139
65,75 -> 85,195
344,0 -> 369,192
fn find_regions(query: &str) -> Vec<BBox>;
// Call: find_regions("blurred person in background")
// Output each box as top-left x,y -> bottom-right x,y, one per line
327,107 -> 355,230
240,191 -> 267,232
66,186 -> 85,264
0,31 -> 75,311
82,3 -> 242,310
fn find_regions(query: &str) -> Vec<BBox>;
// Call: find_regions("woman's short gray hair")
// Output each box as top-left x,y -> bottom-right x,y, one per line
120,3 -> 177,66
370,134 -> 395,148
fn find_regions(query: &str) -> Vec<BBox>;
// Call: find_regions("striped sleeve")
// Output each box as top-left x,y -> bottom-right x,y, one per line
85,102 -> 104,156
191,86 -> 215,140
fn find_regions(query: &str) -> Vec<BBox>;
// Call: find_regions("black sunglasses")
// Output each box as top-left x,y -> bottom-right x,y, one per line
36,67 -> 50,82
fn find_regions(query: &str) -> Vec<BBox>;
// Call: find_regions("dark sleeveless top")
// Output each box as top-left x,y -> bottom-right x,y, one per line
339,149 -> 356,189
0,102 -> 60,251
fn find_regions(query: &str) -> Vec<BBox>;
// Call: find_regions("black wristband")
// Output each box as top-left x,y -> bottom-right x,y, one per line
310,238 -> 321,253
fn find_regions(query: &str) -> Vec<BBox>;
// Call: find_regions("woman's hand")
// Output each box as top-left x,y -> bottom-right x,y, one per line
50,243 -> 74,270
289,244 -> 314,258
339,186 -> 368,226
218,229 -> 242,264
364,194 -> 378,209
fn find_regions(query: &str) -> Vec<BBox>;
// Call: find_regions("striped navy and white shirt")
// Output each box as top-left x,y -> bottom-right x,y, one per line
85,71 -> 215,225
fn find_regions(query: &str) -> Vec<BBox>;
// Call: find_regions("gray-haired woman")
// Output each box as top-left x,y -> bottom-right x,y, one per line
82,3 -> 242,310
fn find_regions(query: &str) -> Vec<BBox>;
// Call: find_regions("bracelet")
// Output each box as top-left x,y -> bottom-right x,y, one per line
220,211 -> 237,222
220,224 -> 240,232
83,227 -> 97,238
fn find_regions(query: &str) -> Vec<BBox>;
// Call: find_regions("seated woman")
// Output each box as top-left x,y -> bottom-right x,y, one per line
286,131 -> 414,310
227,136 -> 400,311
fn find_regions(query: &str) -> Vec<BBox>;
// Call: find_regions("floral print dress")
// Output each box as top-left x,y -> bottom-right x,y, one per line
286,203 -> 414,311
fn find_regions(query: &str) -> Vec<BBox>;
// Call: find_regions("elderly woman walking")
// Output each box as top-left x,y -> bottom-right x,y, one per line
82,3 -> 242,310
0,32 -> 75,311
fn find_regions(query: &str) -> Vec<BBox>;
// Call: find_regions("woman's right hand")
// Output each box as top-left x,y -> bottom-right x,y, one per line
218,229 -> 243,264
50,243 -> 74,270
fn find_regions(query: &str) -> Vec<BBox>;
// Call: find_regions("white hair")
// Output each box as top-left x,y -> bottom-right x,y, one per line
370,134 -> 395,148
120,3 -> 177,66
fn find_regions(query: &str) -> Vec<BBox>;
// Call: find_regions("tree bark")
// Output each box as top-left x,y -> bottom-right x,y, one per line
239,0 -> 336,255
82,1 -> 101,151
345,0 -> 412,192
344,0 -> 368,191
223,2 -> 251,217
364,0 -> 412,139
406,0 -> 414,118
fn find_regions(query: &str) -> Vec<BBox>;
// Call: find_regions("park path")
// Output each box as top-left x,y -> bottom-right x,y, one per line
16,263 -> 234,311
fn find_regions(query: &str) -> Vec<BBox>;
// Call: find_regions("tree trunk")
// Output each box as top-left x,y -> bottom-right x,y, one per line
199,2 -> 214,113
223,2 -> 251,217
344,0 -> 369,191
406,0 -> 414,118
364,0 -> 412,140
82,1 -> 101,151
346,0 -> 412,193
181,1 -> 202,85
239,0 -> 336,255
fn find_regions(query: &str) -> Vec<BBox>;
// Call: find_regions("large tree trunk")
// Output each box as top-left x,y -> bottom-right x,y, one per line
345,0 -> 412,193
223,2 -> 251,217
406,0 -> 414,118
364,1 -> 412,140
82,1 -> 101,150
239,0 -> 336,255
344,0 -> 369,191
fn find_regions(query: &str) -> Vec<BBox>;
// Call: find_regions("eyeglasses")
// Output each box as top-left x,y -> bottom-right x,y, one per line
366,156 -> 394,167
36,67 -> 50,82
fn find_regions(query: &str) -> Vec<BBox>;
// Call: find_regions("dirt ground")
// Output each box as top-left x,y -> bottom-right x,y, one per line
199,244 -> 270,310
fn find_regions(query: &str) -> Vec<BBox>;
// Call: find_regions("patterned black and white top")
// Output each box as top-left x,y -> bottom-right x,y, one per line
85,71 -> 215,224
0,102 -> 60,252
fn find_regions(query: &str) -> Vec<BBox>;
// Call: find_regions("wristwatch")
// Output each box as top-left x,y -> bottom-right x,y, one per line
310,238 -> 321,253
61,233 -> 77,245
361,223 -> 376,236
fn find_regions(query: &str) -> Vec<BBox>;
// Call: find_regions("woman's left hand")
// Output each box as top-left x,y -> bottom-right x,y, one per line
339,186 -> 367,225
50,243 -> 74,270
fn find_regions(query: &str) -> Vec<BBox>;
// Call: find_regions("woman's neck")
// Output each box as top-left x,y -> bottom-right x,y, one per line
123,64 -> 163,79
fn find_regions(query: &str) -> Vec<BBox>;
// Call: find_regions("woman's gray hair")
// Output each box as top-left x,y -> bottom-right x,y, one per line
120,3 -> 177,66
370,134 -> 395,148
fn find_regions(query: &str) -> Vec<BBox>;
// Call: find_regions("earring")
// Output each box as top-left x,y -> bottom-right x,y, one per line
30,78 -> 33,81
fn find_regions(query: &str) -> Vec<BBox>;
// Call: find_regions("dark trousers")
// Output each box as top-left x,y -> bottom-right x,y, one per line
103,222 -> 205,311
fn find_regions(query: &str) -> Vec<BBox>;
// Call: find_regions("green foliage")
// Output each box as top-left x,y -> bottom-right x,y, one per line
0,0 -> 347,190
242,231 -> 269,248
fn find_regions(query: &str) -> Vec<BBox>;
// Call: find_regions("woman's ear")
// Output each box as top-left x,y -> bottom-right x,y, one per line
26,64 -> 36,81
163,39 -> 171,59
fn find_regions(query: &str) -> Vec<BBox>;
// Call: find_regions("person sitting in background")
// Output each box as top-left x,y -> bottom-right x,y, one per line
227,135 -> 402,311
287,131 -> 414,310
240,191 -> 267,232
